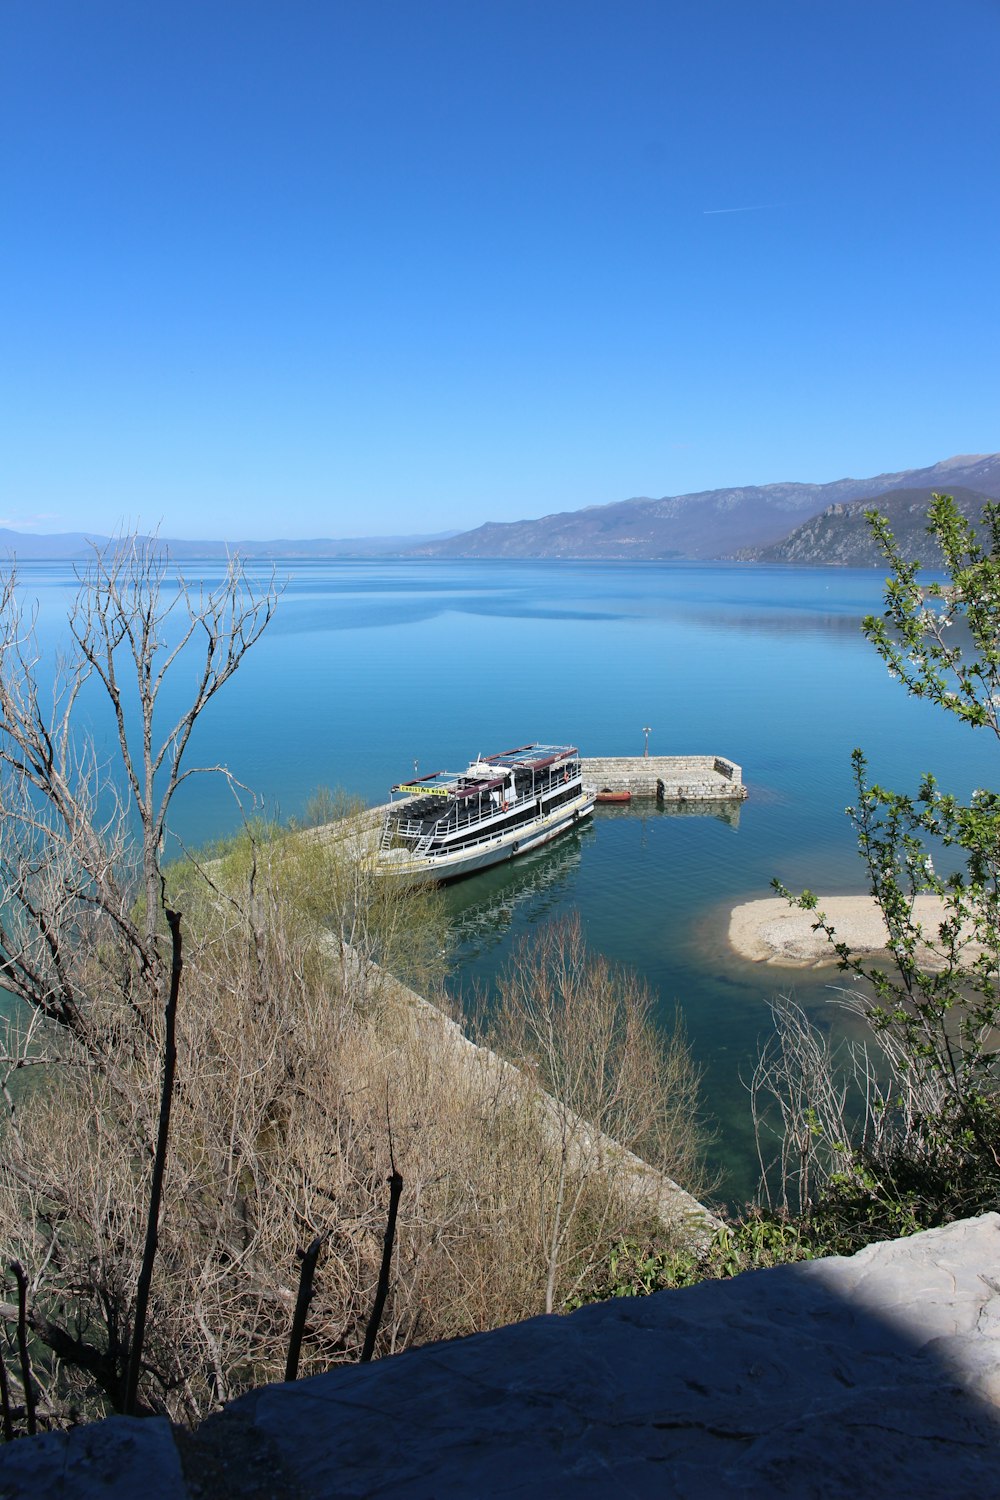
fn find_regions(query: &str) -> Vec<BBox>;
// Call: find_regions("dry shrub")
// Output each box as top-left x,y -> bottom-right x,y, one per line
0,828 -> 709,1425
482,914 -> 712,1312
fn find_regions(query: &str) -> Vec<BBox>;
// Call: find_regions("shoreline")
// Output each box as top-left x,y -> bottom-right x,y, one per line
728,893 -> 955,968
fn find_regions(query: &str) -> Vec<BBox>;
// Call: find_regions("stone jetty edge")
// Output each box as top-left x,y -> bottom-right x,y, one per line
580,753 -> 746,799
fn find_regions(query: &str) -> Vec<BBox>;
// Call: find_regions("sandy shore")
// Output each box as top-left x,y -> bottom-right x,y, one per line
728,894 -> 954,968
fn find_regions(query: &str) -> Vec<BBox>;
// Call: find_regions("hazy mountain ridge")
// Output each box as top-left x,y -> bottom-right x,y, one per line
406,454 -> 1000,561
3,454 -> 998,563
0,530 -> 459,562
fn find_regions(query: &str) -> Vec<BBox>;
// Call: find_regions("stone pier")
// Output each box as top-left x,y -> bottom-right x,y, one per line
581,754 -> 746,800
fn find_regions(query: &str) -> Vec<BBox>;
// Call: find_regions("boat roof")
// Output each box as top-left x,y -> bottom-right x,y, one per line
482,743 -> 578,770
390,744 -> 578,798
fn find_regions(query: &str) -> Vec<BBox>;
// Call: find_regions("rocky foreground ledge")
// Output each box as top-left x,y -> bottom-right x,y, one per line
3,1215 -> 999,1498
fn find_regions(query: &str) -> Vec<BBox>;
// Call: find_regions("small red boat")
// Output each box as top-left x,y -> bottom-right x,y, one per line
595,787 -> 632,804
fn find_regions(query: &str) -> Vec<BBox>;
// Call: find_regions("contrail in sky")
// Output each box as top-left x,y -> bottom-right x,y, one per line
702,204 -> 782,215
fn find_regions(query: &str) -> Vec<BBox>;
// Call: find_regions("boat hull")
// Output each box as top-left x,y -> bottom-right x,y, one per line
378,787 -> 596,883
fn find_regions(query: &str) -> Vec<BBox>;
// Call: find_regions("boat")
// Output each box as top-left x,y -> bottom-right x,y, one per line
377,743 -> 596,882
595,787 -> 631,804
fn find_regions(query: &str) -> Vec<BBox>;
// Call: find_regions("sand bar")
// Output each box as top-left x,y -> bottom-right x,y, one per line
728,894 -> 956,968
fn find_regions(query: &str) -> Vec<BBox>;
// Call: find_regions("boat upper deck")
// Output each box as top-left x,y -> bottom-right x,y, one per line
384,745 -> 586,849
480,743 -> 579,773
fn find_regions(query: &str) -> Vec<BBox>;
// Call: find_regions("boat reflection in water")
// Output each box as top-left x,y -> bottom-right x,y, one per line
444,796 -> 742,969
444,823 -> 589,964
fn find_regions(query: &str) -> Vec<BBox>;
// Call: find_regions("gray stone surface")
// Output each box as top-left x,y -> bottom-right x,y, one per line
580,754 -> 747,800
3,1214 -> 1000,1498
0,1416 -> 184,1500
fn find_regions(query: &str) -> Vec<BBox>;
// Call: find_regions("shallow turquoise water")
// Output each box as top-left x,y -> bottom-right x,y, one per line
7,557 -> 997,1202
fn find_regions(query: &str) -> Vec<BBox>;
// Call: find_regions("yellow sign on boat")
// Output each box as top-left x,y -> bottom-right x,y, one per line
397,783 -> 451,796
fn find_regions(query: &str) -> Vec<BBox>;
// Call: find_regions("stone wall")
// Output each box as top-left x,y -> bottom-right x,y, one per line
581,754 -> 746,799
395,969 -> 721,1245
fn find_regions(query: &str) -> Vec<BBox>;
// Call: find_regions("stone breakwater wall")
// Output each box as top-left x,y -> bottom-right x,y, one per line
332,939 -> 721,1246
399,974 -> 723,1245
581,754 -> 746,799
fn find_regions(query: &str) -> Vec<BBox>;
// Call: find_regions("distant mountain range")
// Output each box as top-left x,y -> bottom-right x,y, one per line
4,453 -> 999,566
405,454 -> 1000,562
0,529 -> 459,562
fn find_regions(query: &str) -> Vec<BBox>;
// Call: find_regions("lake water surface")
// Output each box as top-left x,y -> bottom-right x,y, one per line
11,557 -> 997,1202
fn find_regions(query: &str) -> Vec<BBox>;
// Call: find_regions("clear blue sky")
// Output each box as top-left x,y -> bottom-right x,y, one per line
3,1 -> 998,539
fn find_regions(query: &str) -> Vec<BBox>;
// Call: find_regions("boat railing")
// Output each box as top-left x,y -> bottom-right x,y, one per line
383,764 -> 584,851
423,788 -> 590,860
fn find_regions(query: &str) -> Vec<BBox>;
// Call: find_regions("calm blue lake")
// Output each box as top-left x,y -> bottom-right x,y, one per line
9,557 -> 996,1203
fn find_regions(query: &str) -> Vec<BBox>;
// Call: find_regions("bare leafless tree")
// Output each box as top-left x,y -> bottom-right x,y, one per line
0,540 -> 276,1037
750,992 -> 950,1216
0,538 -> 278,1419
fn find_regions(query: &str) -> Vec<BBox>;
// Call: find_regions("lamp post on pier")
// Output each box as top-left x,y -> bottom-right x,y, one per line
642,726 -> 652,758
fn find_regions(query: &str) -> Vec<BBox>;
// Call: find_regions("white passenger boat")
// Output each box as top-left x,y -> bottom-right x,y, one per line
377,743 -> 596,882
